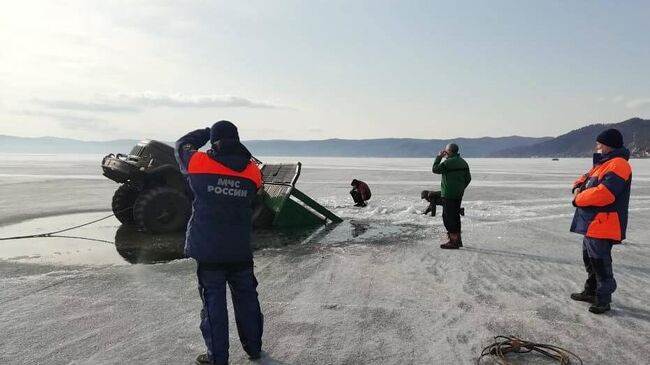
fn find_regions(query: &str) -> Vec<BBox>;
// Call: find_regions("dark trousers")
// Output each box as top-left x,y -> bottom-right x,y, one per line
197,263 -> 263,365
350,190 -> 366,205
582,237 -> 617,304
442,198 -> 462,233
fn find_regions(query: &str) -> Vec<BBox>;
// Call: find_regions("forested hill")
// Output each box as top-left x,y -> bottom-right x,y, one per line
491,118 -> 650,158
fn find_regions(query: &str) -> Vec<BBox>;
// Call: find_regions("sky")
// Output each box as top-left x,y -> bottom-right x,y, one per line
1,0 -> 649,141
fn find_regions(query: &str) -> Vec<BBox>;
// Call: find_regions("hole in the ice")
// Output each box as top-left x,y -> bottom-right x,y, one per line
113,219 -> 425,264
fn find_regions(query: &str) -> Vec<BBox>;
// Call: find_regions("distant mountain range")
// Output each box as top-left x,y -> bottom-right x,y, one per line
491,118 -> 650,158
1,117 -> 648,158
0,134 -> 548,157
244,137 -> 550,158
0,135 -> 139,155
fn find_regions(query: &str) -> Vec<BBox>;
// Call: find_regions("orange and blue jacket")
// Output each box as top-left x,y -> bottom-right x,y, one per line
175,128 -> 262,264
570,148 -> 632,242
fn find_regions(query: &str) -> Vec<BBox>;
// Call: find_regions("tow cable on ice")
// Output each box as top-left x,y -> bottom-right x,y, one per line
0,208 -> 131,242
477,335 -> 583,364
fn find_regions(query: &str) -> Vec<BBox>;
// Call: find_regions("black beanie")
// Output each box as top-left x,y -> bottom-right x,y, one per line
210,120 -> 239,143
596,128 -> 623,149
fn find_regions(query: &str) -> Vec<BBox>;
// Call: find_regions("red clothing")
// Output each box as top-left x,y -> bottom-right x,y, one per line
571,148 -> 632,242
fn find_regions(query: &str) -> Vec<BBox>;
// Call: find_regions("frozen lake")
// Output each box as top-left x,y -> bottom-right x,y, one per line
1,154 -> 649,364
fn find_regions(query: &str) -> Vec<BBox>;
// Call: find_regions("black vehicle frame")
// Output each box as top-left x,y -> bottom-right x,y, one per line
102,140 -> 191,233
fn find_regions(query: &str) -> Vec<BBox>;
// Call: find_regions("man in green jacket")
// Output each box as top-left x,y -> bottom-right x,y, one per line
432,143 -> 471,249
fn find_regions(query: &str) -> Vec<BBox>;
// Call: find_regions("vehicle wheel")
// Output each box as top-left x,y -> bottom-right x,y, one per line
133,187 -> 191,233
112,184 -> 140,224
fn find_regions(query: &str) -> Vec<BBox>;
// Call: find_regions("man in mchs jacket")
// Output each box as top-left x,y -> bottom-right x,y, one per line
176,121 -> 264,364
570,128 -> 632,314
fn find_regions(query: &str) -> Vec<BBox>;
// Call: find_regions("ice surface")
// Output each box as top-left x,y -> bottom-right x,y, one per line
1,155 -> 649,364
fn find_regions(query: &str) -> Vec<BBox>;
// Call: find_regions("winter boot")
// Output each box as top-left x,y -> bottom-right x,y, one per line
570,290 -> 596,304
440,233 -> 461,249
195,354 -> 211,365
589,302 -> 611,314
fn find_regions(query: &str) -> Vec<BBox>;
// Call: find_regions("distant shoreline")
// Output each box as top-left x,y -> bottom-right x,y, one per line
3,117 -> 649,158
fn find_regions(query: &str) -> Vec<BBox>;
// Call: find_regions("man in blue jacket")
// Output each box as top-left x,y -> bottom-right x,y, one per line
570,128 -> 632,314
175,121 -> 264,365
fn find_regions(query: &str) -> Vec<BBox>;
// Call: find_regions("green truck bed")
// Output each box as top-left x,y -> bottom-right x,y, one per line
253,163 -> 342,228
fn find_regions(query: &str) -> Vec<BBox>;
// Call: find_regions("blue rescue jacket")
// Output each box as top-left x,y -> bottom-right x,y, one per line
570,147 -> 632,242
175,128 -> 262,263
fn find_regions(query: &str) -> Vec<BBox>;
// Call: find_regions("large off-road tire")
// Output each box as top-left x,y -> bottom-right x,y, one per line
112,184 -> 140,224
133,187 -> 191,233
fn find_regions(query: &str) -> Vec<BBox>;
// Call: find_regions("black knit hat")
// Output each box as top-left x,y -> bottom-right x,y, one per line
210,120 -> 239,143
596,128 -> 623,149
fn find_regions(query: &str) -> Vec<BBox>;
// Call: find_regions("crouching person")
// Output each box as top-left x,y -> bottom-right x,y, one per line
421,190 -> 465,217
570,128 -> 632,314
176,121 -> 264,364
421,190 -> 441,216
350,179 -> 371,207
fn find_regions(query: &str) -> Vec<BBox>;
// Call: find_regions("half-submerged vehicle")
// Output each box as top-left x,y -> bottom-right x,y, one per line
101,140 -> 342,233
